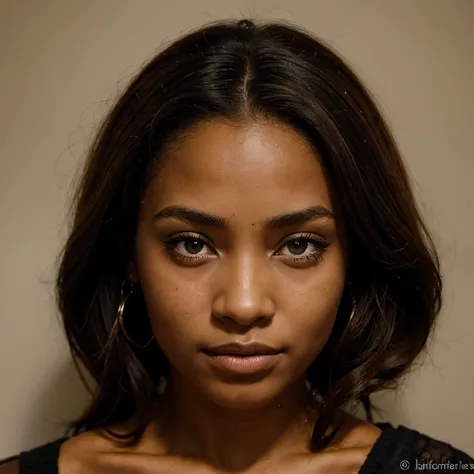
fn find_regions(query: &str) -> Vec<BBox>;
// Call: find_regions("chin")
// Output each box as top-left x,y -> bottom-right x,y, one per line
198,376 -> 290,410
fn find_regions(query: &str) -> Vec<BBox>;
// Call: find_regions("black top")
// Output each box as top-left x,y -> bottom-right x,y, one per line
1,423 -> 473,473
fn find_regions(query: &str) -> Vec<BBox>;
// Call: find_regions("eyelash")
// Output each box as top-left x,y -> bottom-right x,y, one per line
162,232 -> 331,265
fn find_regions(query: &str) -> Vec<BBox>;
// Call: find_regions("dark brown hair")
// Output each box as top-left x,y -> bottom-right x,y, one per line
56,18 -> 442,451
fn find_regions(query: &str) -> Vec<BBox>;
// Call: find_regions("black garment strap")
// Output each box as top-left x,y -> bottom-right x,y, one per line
18,438 -> 67,474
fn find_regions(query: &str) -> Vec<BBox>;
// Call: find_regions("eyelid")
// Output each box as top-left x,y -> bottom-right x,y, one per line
277,232 -> 332,247
166,231 -> 329,247
167,231 -> 214,246
162,231 -> 332,267
163,232 -> 218,257
168,230 -> 209,238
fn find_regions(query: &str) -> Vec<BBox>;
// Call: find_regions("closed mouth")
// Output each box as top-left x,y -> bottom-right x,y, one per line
203,342 -> 285,357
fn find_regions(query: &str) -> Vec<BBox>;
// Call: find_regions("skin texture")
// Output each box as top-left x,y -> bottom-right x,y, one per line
52,118 -> 382,474
55,414 -> 379,474
132,119 -> 352,468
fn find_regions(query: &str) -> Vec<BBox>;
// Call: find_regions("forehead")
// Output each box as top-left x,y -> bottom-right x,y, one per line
145,119 -> 334,217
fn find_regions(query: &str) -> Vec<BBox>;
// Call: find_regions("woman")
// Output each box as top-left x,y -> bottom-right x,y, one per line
1,18 -> 472,473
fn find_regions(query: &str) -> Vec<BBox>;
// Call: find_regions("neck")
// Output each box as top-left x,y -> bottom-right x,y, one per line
154,372 -> 319,471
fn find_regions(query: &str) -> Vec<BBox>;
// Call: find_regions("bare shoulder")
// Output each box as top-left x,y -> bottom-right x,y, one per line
257,412 -> 384,474
0,459 -> 20,474
58,422 -> 140,473
58,429 -> 215,474
258,417 -> 383,474
329,410 -> 383,450
57,421 -> 170,474
58,430 -> 110,473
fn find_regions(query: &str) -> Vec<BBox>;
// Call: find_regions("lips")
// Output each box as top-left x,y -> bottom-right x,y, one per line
205,353 -> 282,375
203,341 -> 284,356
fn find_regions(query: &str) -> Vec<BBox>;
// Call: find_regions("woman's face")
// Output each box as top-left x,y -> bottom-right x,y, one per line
133,119 -> 347,409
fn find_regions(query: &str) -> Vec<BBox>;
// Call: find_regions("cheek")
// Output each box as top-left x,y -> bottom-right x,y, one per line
286,290 -> 340,362
135,226 -> 346,368
281,252 -> 345,360
140,279 -> 206,352
135,242 -> 209,359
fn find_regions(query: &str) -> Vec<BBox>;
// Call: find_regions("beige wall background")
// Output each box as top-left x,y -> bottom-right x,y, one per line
1,0 -> 473,459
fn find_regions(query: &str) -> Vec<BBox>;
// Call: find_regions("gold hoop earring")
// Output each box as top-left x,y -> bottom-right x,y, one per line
117,280 -> 154,349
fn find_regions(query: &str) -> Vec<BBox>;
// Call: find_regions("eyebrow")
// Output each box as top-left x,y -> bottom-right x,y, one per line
153,205 -> 334,230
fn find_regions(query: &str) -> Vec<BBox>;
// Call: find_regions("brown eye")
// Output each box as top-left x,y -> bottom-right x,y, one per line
286,239 -> 308,255
162,233 -> 216,264
276,233 -> 332,265
183,239 -> 205,254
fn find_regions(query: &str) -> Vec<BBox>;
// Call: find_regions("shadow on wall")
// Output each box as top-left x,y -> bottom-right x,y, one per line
362,390 -> 413,428
20,359 -> 91,452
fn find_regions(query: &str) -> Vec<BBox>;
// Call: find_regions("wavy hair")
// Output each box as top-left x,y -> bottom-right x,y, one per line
56,18 -> 442,451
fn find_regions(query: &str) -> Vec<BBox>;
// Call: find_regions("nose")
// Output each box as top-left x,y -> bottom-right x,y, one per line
212,252 -> 276,328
